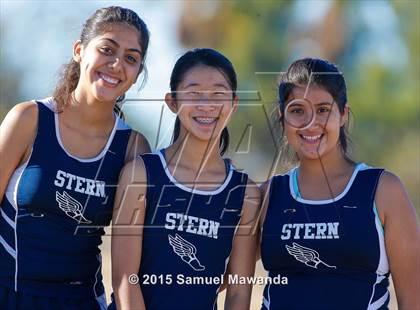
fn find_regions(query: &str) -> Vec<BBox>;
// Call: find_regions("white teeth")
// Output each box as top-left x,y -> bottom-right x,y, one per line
302,134 -> 322,141
99,73 -> 119,85
194,117 -> 216,124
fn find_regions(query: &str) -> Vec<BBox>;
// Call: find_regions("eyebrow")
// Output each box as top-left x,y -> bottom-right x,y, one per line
314,101 -> 334,106
99,38 -> 142,55
287,100 -> 332,106
182,83 -> 231,90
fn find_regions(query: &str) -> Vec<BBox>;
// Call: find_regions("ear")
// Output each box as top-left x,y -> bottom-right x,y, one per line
72,40 -> 83,63
340,104 -> 349,127
277,105 -> 282,121
165,93 -> 178,114
232,94 -> 239,113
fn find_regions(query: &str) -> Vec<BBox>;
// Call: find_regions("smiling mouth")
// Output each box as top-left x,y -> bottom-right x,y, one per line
299,134 -> 324,143
193,117 -> 218,125
98,72 -> 121,86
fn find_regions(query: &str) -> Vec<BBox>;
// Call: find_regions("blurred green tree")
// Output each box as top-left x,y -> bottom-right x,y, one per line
177,0 -> 419,209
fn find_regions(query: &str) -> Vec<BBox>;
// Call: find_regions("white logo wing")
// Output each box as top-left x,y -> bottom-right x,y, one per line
56,191 -> 92,224
285,242 -> 336,269
168,234 -> 205,271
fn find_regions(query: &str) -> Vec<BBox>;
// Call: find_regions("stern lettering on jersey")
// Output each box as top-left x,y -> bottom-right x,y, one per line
280,222 -> 340,240
54,170 -> 106,198
165,212 -> 220,239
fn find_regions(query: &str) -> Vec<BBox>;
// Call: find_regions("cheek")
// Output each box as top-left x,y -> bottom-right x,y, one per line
177,104 -> 192,121
220,105 -> 232,120
284,126 -> 299,144
325,116 -> 342,135
128,66 -> 141,82
79,55 -> 96,78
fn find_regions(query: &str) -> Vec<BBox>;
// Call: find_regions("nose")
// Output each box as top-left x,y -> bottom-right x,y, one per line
108,57 -> 122,72
196,102 -> 217,112
195,92 -> 220,111
314,112 -> 331,128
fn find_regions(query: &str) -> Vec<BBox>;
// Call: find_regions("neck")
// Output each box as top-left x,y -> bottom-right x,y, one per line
64,87 -> 116,130
298,147 -> 354,179
165,132 -> 224,179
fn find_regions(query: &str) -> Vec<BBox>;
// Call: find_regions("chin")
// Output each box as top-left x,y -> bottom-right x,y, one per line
297,146 -> 324,159
93,91 -> 119,103
189,132 -> 217,144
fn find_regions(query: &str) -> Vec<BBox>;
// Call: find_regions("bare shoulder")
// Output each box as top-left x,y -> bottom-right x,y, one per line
119,156 -> 148,185
259,178 -> 271,198
245,177 -> 262,202
124,130 -> 151,162
0,101 -> 39,157
240,177 -> 262,229
375,170 -> 416,221
2,101 -> 38,127
376,171 -> 409,208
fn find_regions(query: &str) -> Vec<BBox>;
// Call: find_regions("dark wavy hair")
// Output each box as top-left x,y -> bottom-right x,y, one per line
53,6 -> 150,117
169,48 -> 237,156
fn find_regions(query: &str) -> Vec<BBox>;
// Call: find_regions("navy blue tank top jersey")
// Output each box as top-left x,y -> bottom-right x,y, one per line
139,151 -> 248,310
261,164 -> 389,310
0,98 -> 131,304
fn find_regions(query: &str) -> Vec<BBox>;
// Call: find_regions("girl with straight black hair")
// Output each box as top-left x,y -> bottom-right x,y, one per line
111,48 -> 260,310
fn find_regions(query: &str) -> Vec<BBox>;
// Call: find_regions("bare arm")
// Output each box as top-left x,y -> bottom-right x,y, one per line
111,158 -> 148,310
124,131 -> 151,163
375,171 -> 420,309
0,102 -> 38,203
224,179 -> 261,310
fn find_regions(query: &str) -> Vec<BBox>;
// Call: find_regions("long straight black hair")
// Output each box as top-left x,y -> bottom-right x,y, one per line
169,48 -> 237,156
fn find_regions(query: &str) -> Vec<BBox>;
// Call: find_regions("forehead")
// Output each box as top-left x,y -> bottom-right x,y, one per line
290,85 -> 333,103
90,23 -> 142,50
179,65 -> 231,89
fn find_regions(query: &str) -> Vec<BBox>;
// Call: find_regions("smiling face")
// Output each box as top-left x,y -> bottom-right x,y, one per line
73,23 -> 143,104
284,85 -> 348,161
166,65 -> 237,143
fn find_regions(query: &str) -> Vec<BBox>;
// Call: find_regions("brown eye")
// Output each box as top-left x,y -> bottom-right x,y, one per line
318,107 -> 331,113
126,55 -> 137,64
291,108 -> 304,114
99,46 -> 113,55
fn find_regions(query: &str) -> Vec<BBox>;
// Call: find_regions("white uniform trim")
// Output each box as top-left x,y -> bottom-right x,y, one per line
288,163 -> 367,205
5,160 -> 29,210
368,291 -> 389,310
5,148 -> 32,292
367,198 -> 390,309
1,209 -> 15,229
263,282 -> 272,309
0,235 -> 16,258
96,293 -> 107,310
373,205 -> 388,275
156,151 -> 234,195
93,254 -> 106,308
37,97 -> 122,163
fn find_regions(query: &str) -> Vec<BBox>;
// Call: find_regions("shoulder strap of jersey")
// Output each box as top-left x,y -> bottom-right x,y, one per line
139,152 -> 170,204
349,167 -> 384,205
107,118 -> 131,164
222,166 -> 249,211
27,100 -> 60,161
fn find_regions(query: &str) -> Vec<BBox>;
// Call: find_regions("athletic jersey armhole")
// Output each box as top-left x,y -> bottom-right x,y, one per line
373,202 -> 384,235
